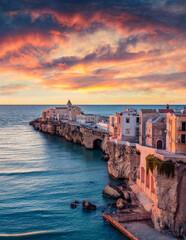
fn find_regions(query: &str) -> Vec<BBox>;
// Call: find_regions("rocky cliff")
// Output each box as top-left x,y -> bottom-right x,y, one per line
152,163 -> 186,236
30,119 -> 108,149
103,140 -> 140,181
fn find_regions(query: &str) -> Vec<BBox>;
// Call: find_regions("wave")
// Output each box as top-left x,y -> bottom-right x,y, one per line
0,169 -> 53,176
0,168 -> 84,176
0,229 -> 80,238
0,230 -> 55,237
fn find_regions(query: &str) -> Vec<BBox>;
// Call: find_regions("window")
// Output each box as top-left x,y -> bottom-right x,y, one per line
126,118 -> 130,123
181,134 -> 186,143
125,128 -> 130,134
136,117 -> 139,124
182,122 -> 186,131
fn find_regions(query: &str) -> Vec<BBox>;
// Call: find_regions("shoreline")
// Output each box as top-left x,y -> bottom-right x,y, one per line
29,118 -> 183,240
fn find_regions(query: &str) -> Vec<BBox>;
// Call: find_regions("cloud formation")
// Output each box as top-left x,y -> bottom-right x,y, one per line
0,0 -> 185,103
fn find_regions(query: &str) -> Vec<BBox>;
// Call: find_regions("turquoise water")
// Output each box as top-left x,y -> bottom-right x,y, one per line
0,105 -> 184,240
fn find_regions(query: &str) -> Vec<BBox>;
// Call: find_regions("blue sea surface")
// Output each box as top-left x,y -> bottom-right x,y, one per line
0,105 -> 184,240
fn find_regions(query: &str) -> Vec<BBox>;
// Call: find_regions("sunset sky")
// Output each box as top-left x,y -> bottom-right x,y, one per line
0,0 -> 186,104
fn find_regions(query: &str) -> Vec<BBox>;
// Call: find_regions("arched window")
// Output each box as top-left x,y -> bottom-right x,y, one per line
141,167 -> 145,183
151,176 -> 155,193
146,173 -> 150,188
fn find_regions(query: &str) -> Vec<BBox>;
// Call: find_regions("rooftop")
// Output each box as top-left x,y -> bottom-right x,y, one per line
158,109 -> 174,113
140,109 -> 156,113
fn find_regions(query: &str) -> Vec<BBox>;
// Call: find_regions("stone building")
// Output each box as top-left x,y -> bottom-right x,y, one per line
76,113 -> 100,124
166,112 -> 186,154
146,114 -> 166,149
136,143 -> 186,236
41,100 -> 81,121
139,109 -> 157,145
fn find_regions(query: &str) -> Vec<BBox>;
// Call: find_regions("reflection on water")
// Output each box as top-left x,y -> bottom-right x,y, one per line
0,105 -> 128,240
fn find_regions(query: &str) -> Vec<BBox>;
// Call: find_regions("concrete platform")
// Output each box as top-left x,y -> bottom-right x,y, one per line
103,213 -> 176,240
121,221 -> 176,240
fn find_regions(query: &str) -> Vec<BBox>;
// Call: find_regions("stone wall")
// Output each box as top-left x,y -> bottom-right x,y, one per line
103,140 -> 140,181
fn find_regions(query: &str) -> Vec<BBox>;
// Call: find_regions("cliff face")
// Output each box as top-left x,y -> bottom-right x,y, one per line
152,164 -> 186,236
103,140 -> 140,181
30,119 -> 108,149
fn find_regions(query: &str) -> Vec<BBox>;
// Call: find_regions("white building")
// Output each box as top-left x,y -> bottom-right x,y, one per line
109,108 -> 139,142
76,113 -> 100,124
120,108 -> 139,141
96,122 -> 109,131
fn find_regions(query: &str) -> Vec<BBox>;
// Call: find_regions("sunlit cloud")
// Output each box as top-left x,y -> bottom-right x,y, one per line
0,0 -> 185,103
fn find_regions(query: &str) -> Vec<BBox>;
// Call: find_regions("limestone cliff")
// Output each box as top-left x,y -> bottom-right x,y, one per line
152,163 -> 186,236
30,119 -> 108,149
103,140 -> 140,181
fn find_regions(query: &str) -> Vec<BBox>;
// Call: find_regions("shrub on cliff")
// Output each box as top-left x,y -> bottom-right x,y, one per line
146,154 -> 175,178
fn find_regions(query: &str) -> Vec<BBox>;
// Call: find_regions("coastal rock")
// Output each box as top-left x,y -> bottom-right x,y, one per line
101,154 -> 109,161
103,140 -> 140,180
122,190 -> 132,203
107,202 -> 117,207
82,200 -> 96,210
31,118 -> 109,150
70,200 -> 80,208
151,164 -> 186,237
70,203 -> 77,208
102,185 -> 121,199
116,198 -> 131,210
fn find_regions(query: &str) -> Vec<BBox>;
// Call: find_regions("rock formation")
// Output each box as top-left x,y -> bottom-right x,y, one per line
116,198 -> 131,210
82,200 -> 96,210
30,119 -> 108,149
102,185 -> 122,199
103,140 -> 140,180
151,163 -> 186,236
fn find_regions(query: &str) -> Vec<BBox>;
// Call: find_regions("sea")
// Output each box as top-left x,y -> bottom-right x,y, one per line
0,104 -> 185,240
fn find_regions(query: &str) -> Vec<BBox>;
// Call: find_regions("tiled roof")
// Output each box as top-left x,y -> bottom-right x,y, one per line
158,109 -> 174,113
140,109 -> 156,113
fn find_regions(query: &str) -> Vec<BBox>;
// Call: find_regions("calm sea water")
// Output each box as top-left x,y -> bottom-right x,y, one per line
0,105 -> 184,240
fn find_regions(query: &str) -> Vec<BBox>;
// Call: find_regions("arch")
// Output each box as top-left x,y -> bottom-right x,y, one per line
151,176 -> 155,193
146,172 -> 150,188
93,139 -> 102,149
141,167 -> 145,183
157,139 -> 163,149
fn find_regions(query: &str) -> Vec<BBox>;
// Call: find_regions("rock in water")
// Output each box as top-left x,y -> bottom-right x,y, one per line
102,185 -> 121,199
116,198 -> 131,210
70,203 -> 77,208
82,200 -> 96,210
107,202 -> 117,207
101,154 -> 109,161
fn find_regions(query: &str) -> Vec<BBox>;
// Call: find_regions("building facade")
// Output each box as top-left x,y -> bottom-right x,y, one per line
166,112 -> 186,154
145,115 -> 166,149
76,113 -> 100,124
109,108 -> 139,142
139,109 -> 157,145
41,100 -> 81,121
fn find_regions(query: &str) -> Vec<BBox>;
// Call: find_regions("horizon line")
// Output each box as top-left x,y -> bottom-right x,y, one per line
0,104 -> 185,106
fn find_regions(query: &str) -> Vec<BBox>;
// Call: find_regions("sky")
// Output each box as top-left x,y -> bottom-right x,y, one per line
0,0 -> 186,105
